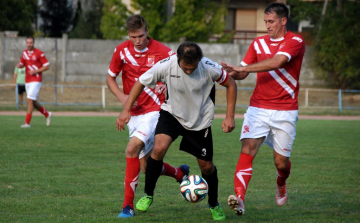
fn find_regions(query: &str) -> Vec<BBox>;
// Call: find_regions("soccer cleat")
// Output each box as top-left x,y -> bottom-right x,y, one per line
276,184 -> 288,206
21,123 -> 31,128
136,193 -> 153,212
228,195 -> 245,216
118,204 -> 135,218
46,112 -> 52,126
177,164 -> 190,183
209,204 -> 226,221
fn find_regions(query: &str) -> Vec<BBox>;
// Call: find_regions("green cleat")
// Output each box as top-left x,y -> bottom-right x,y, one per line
210,205 -> 226,221
136,193 -> 153,212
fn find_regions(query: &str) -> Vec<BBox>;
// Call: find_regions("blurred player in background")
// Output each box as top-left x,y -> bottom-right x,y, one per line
13,65 -> 26,108
17,36 -> 51,128
220,2 -> 305,216
117,41 -> 237,221
106,14 -> 189,218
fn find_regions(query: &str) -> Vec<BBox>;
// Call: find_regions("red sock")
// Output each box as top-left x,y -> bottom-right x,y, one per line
277,160 -> 291,187
25,113 -> 32,124
161,162 -> 183,182
123,157 -> 140,209
38,106 -> 49,118
234,153 -> 254,202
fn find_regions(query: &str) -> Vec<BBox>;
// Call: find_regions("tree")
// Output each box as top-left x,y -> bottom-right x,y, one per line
39,0 -> 73,37
131,0 -> 168,40
68,0 -> 104,39
0,0 -> 37,36
288,0 -> 360,89
100,0 -> 129,40
160,0 -> 228,42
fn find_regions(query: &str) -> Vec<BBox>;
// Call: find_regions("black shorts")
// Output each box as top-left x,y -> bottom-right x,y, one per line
155,110 -> 213,161
17,84 -> 26,94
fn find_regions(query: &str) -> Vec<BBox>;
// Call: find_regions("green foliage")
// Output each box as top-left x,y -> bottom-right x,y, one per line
0,115 -> 360,222
39,0 -> 73,37
68,0 -> 104,39
288,0 -> 360,89
100,0 -> 129,40
131,0 -> 168,40
0,0 -> 37,36
160,0 -> 228,42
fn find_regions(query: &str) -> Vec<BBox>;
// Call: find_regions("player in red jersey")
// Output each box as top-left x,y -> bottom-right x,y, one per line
17,36 -> 52,128
221,2 -> 305,216
106,15 -> 189,218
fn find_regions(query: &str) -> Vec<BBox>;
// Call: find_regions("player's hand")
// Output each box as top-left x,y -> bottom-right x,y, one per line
155,84 -> 167,94
29,70 -> 37,75
221,116 -> 235,133
116,110 -> 130,132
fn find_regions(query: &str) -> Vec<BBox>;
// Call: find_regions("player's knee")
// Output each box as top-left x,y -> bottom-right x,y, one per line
274,160 -> 288,171
199,161 -> 214,175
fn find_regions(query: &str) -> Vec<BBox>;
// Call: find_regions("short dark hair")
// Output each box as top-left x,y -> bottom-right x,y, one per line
126,14 -> 148,32
265,2 -> 289,19
177,41 -> 203,64
26,36 -> 35,41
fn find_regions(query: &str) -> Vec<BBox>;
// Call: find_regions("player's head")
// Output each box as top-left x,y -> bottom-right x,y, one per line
26,36 -> 35,51
126,14 -> 149,51
177,41 -> 203,75
264,3 -> 288,39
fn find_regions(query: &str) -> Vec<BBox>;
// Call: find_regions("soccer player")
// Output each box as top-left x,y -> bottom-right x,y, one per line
220,2 -> 305,216
13,65 -> 26,108
117,41 -> 237,221
106,15 -> 189,218
17,36 -> 52,128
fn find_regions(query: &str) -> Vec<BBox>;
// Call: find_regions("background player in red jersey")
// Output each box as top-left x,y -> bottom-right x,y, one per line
17,36 -> 51,128
106,15 -> 189,218
221,2 -> 305,216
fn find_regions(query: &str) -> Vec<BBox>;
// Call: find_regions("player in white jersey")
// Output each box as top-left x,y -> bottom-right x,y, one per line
107,15 -> 189,218
117,42 -> 237,221
220,3 -> 305,216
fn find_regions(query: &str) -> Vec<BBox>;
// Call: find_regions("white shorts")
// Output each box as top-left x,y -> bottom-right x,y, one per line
25,82 -> 42,100
128,111 -> 160,159
240,106 -> 298,157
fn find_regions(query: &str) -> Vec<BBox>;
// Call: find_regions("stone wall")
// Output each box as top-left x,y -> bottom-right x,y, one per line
0,33 -> 325,87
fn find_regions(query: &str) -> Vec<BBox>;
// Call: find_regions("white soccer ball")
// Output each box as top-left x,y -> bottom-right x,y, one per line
180,174 -> 208,203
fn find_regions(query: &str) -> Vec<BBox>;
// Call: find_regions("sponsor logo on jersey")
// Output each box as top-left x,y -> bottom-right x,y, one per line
205,61 -> 216,67
270,43 -> 279,46
170,75 -> 181,78
160,57 -> 170,63
292,36 -> 303,42
147,55 -> 155,67
134,54 -> 146,57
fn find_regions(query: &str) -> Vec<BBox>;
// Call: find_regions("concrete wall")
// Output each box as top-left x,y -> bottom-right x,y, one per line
0,32 -> 325,87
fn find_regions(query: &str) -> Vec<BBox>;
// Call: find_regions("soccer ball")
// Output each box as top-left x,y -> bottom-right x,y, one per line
180,175 -> 208,203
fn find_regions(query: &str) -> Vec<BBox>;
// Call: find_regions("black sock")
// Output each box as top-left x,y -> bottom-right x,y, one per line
202,166 -> 218,207
144,156 -> 163,196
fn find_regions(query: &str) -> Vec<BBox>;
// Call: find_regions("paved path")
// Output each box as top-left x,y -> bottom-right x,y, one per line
1,111 -> 360,120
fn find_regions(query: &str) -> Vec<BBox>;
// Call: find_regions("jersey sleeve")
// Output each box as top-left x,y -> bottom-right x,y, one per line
241,40 -> 258,66
203,57 -> 229,85
276,35 -> 305,62
39,51 -> 50,67
139,57 -> 170,88
108,47 -> 123,77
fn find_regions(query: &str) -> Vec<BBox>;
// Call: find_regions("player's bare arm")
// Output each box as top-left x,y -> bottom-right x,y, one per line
116,80 -> 145,132
29,65 -> 49,75
221,76 -> 237,133
17,63 -> 24,68
106,75 -> 139,108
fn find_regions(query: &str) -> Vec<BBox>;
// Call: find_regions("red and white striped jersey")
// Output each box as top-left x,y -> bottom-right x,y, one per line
242,31 -> 305,110
108,38 -> 175,116
19,48 -> 50,83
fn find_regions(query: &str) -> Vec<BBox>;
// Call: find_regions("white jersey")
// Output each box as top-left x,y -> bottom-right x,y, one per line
139,55 -> 229,130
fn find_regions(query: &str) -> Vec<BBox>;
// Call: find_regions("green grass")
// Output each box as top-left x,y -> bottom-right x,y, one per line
0,116 -> 359,222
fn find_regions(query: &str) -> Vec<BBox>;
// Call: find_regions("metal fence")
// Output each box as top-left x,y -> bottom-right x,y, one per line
1,84 -> 360,112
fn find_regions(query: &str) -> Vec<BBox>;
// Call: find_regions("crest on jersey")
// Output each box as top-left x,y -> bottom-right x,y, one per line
147,55 -> 155,67
32,55 -> 37,60
279,42 -> 286,50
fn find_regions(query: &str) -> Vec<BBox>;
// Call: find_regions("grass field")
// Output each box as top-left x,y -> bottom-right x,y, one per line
1,115 -> 359,223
